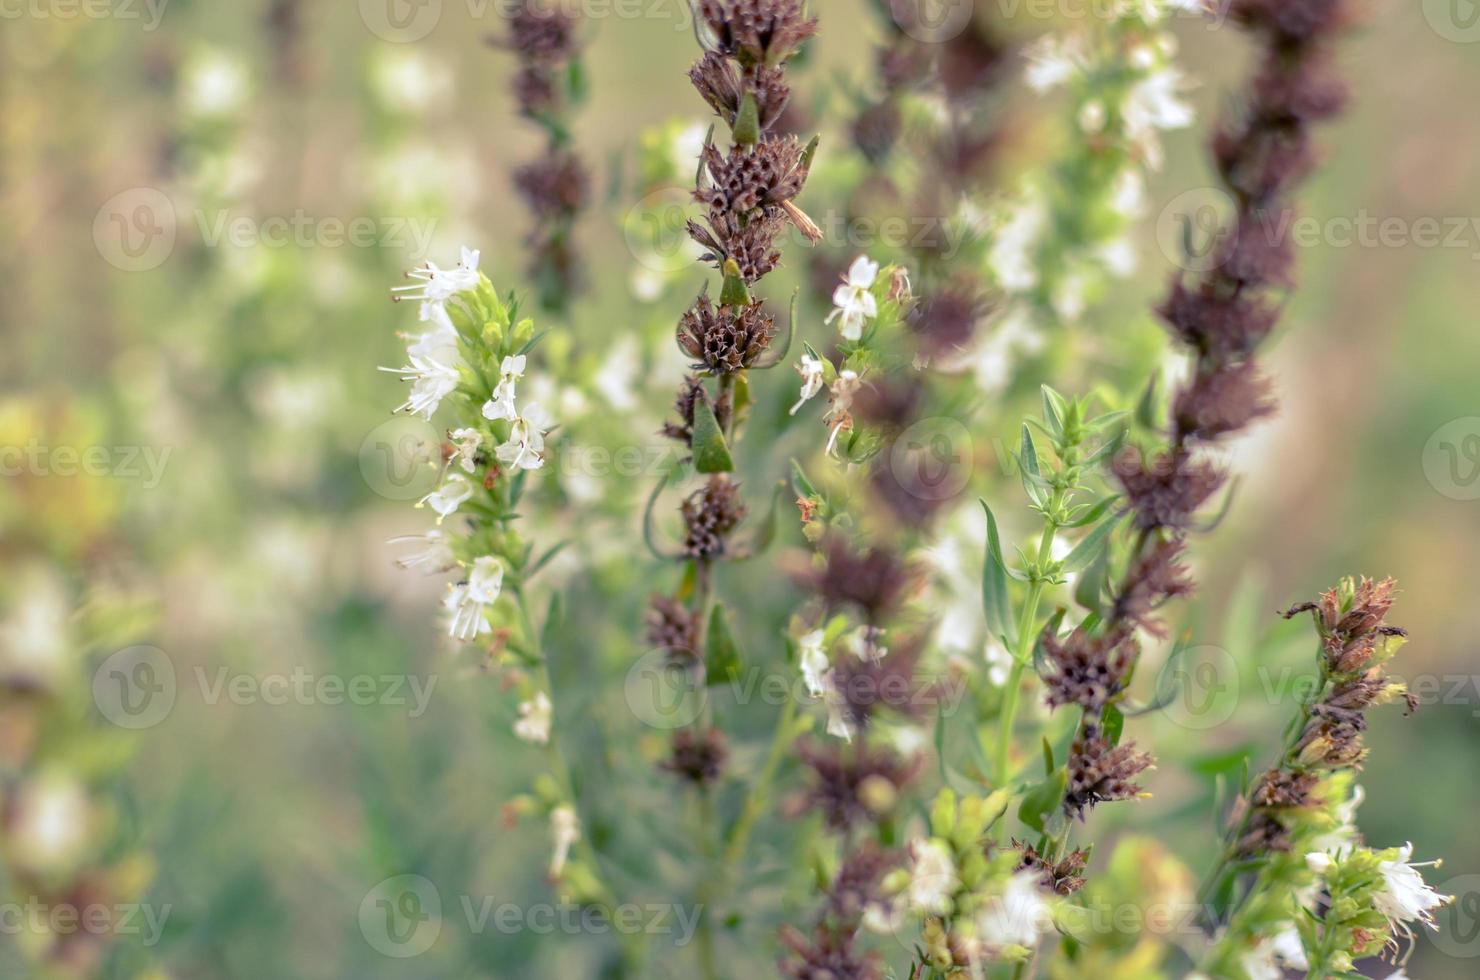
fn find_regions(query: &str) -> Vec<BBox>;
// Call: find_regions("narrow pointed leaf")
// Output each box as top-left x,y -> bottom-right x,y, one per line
979,500 -> 1015,647
704,604 -> 742,686
691,395 -> 734,473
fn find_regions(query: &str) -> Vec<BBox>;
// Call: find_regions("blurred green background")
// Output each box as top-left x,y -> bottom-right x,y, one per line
2,1 -> 1478,977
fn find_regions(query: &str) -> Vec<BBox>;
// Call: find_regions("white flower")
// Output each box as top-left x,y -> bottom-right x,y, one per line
1373,843 -> 1450,931
450,428 -> 482,473
790,354 -> 826,415
1266,925 -> 1308,971
1305,851 -> 1333,875
983,641 -> 1013,687
379,352 -> 460,420
515,690 -> 553,745
392,246 -> 481,307
846,626 -> 887,663
447,556 -> 504,640
825,256 -> 880,341
420,473 -> 474,522
495,402 -> 554,471
1078,98 -> 1107,133
989,192 -> 1048,293
1240,926 -> 1308,980
1024,34 -> 1085,92
9,773 -> 91,874
824,370 -> 862,457
549,805 -> 579,878
824,683 -> 855,743
798,630 -> 829,698
908,838 -> 959,915
389,528 -> 455,574
1123,67 -> 1194,170
976,871 -> 1051,951
1109,168 -> 1148,218
482,355 -> 527,422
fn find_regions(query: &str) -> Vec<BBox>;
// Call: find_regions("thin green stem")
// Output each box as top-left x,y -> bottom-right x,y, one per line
994,504 -> 1064,786
723,695 -> 802,868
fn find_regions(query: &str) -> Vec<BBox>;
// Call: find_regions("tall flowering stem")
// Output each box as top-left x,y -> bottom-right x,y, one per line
643,2 -> 821,974
383,248 -> 626,928
1198,578 -> 1448,978
495,1 -> 590,311
1016,0 -> 1360,848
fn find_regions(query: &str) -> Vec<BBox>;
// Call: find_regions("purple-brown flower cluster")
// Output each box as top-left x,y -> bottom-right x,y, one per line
1236,576 -> 1410,856
495,1 -> 588,309
1069,0 -> 1358,821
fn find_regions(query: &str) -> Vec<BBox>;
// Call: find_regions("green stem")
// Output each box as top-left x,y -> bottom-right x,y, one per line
722,695 -> 802,868
994,510 -> 1063,786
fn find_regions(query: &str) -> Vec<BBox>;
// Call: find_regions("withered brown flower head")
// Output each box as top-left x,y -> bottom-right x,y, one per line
1014,839 -> 1089,896
681,475 -> 747,560
644,595 -> 700,667
1112,539 -> 1195,638
850,101 -> 901,166
1063,726 -> 1153,819
908,285 -> 987,357
1283,576 -> 1404,675
1227,0 -> 1351,42
513,149 -> 589,220
698,0 -> 818,65
800,535 -> 919,622
778,924 -> 883,980
1112,447 -> 1226,532
690,51 -> 792,133
785,740 -> 920,833
1173,360 -> 1277,442
660,726 -> 728,785
688,211 -> 785,284
1041,628 -> 1136,713
1158,278 -> 1280,359
677,294 -> 778,374
661,374 -> 732,446
826,843 -> 899,927
697,136 -> 808,222
505,2 -> 580,63
828,633 -> 929,733
1236,768 -> 1320,856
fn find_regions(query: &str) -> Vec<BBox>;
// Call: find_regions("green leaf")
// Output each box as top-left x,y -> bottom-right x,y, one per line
1074,546 -> 1111,614
1102,703 -> 1125,746
704,605 -> 742,687
540,592 -> 563,655
790,458 -> 818,499
1017,766 -> 1068,833
1060,512 -> 1123,574
1135,374 -> 1162,431
1017,425 -> 1045,506
732,92 -> 761,145
1063,494 -> 1121,529
1041,386 -> 1068,441
979,500 -> 1015,647
719,259 -> 752,306
691,395 -> 734,473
